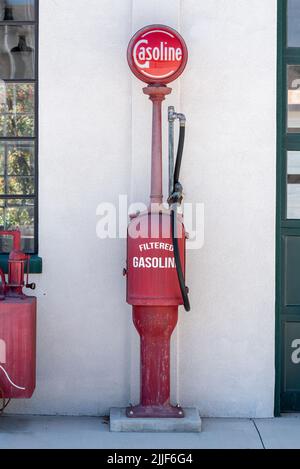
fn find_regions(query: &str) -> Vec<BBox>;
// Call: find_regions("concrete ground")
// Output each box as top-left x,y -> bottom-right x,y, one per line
0,414 -> 300,449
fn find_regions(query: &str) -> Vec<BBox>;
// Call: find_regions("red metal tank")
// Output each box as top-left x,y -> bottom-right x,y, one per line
0,297 -> 36,398
127,211 -> 186,306
0,230 -> 36,399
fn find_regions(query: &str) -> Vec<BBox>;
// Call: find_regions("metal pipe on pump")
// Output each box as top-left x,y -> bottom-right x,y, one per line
126,25 -> 190,418
168,109 -> 191,312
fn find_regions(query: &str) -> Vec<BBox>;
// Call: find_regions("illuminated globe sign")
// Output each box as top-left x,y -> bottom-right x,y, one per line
127,25 -> 188,84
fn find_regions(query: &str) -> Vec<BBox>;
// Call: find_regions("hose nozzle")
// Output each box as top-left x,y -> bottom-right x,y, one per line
168,107 -> 186,126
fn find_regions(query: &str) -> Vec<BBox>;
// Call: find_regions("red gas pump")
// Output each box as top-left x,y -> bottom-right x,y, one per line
126,25 -> 190,418
0,230 -> 36,407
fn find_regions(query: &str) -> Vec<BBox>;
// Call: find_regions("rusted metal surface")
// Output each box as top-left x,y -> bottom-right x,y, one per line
126,305 -> 183,418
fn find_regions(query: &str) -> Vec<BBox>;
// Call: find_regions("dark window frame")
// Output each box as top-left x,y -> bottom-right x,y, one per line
276,0 -> 300,415
0,0 -> 39,254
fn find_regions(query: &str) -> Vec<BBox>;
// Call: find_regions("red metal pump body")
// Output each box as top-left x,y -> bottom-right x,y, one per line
0,230 -> 36,399
125,29 -> 189,418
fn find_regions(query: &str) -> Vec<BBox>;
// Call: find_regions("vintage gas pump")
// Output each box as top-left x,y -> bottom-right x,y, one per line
0,230 -> 36,409
125,25 -> 190,418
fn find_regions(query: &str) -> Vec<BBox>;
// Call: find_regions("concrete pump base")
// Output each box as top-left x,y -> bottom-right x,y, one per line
110,407 -> 202,433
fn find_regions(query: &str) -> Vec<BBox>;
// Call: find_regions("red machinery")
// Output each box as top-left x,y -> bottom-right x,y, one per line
0,230 -> 36,402
126,26 -> 190,418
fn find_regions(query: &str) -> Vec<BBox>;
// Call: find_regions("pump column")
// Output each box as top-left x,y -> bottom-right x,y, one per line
143,86 -> 172,205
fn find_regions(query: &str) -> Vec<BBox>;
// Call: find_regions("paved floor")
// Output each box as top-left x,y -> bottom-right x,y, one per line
0,414 -> 300,449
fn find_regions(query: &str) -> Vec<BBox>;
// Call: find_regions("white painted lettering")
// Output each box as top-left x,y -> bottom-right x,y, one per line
132,256 -> 176,269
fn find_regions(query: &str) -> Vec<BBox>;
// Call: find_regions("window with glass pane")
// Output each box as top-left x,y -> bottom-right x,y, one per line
0,25 -> 35,79
0,0 -> 37,253
0,1 -> 35,22
288,0 -> 300,47
287,65 -> 300,132
0,83 -> 35,137
287,151 -> 300,218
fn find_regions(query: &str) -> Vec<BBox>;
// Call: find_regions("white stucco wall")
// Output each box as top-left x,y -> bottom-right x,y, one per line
9,0 -> 277,417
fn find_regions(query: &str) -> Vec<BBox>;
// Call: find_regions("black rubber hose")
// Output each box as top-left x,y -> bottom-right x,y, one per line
173,125 -> 185,187
171,124 -> 190,312
171,209 -> 190,312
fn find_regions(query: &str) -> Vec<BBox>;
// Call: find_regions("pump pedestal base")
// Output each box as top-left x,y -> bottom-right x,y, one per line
126,404 -> 184,418
110,407 -> 202,433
